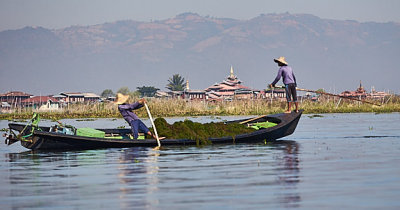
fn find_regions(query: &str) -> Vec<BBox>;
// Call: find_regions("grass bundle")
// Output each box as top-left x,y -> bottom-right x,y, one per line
149,117 -> 254,145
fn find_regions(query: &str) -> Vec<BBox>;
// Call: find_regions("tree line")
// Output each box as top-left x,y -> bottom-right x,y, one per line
100,74 -> 185,98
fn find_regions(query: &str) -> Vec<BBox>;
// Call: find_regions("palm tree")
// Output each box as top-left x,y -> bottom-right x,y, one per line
166,74 -> 185,91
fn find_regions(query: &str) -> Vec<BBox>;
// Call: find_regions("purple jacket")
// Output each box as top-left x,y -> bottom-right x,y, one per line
118,102 -> 143,124
271,66 -> 297,86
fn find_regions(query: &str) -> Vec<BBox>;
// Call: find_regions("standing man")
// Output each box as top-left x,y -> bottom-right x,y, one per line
269,56 -> 299,113
115,93 -> 164,139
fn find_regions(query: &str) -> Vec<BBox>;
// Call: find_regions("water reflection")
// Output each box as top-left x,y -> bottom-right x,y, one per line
274,141 -> 301,208
116,147 -> 161,208
1,141 -> 301,209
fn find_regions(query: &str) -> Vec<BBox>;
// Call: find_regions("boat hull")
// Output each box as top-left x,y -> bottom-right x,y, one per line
7,110 -> 303,150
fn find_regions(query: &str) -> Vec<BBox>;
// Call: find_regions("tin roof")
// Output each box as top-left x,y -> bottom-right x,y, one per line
83,93 -> 101,98
0,91 -> 33,97
60,92 -> 84,97
21,96 -> 59,103
52,94 -> 66,98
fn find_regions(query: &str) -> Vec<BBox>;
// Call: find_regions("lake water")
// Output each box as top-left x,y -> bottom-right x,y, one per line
0,113 -> 400,209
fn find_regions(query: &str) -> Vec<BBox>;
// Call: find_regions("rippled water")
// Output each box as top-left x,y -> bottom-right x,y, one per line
1,113 -> 400,209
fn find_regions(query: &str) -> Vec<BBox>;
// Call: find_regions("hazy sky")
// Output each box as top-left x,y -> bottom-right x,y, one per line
1,0 -> 400,31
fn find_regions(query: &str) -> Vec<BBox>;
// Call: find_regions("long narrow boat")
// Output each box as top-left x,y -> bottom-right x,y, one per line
4,110 -> 303,150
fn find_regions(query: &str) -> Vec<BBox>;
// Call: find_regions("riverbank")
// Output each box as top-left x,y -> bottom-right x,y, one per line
1,98 -> 399,120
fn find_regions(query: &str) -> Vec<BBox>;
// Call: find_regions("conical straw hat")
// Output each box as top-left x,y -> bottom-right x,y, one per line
115,93 -> 130,105
274,56 -> 288,65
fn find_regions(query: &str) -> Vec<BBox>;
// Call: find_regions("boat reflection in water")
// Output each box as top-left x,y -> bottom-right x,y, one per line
1,140 -> 301,209
116,147 -> 161,208
274,141 -> 300,208
115,141 -> 301,208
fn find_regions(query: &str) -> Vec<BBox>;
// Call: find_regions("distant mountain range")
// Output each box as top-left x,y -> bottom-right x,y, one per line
1,12 -> 399,95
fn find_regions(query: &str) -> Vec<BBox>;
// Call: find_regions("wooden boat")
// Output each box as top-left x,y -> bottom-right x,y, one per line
4,110 -> 303,150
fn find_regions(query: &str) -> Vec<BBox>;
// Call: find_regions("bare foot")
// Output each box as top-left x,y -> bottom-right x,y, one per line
295,110 -> 299,113
284,110 -> 292,114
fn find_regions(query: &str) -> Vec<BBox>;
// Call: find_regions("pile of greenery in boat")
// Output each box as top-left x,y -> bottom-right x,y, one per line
148,118 -> 276,144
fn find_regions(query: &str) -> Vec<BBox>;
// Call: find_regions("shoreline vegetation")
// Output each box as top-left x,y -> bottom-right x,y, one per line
1,97 -> 399,120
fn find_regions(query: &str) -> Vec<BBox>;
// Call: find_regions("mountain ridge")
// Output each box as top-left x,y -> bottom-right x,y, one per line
1,13 -> 399,95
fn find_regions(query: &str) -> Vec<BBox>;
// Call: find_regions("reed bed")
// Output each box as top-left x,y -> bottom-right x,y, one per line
1,96 -> 400,120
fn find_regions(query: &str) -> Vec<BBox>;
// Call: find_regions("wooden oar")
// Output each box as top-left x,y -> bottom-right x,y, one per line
144,102 -> 161,147
239,115 -> 267,124
271,86 -> 382,106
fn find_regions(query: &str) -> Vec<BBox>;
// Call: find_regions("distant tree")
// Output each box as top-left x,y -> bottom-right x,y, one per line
316,88 -> 325,96
136,86 -> 159,97
117,87 -> 130,95
100,89 -> 114,98
114,87 -> 141,102
166,74 -> 185,91
130,91 -> 141,99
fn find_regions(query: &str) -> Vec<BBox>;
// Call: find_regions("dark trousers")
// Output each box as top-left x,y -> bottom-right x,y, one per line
130,119 -> 150,139
285,83 -> 298,102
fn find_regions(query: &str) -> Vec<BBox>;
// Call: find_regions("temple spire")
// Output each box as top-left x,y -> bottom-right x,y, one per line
230,65 -> 234,78
186,80 -> 190,91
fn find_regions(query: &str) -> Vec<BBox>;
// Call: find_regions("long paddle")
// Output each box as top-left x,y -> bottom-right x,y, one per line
239,115 -> 268,124
144,102 -> 161,147
271,86 -> 382,106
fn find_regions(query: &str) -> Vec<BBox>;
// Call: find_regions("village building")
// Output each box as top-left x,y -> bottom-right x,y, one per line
155,91 -> 169,98
21,96 -> 60,111
57,92 -> 101,103
105,96 -> 116,102
82,92 -> 101,103
59,92 -> 85,103
339,81 -> 392,101
340,81 -> 368,99
0,91 -> 33,106
0,102 -> 12,113
264,89 -> 287,101
154,90 -> 183,99
183,80 -> 206,100
168,91 -> 184,99
369,86 -> 391,99
205,66 -> 257,101
52,94 -> 67,104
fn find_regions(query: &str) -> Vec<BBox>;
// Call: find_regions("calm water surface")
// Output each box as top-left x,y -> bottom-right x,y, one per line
0,113 -> 399,209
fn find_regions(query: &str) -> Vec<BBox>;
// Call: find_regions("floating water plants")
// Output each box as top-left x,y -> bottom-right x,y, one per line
149,118 -> 255,144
